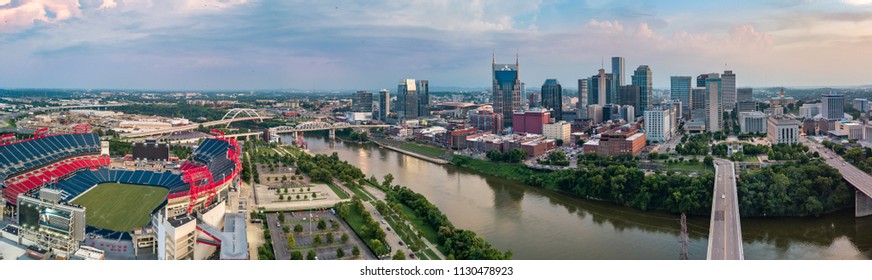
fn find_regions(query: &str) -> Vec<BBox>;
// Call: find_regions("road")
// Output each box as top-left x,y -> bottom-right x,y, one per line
799,137 -> 872,198
707,158 -> 744,260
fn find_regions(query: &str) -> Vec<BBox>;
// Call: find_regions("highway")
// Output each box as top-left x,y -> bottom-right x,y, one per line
707,158 -> 744,260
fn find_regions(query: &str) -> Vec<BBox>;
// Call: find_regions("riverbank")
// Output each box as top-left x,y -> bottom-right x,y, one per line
450,154 -> 854,218
296,134 -> 872,260
370,137 -> 449,164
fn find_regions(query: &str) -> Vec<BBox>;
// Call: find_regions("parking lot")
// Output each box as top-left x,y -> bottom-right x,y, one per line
266,210 -> 375,260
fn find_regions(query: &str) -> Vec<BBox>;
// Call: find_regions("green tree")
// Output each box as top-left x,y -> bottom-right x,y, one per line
352,245 -> 361,258
506,148 -> 527,163
278,213 -> 285,222
392,250 -> 406,260
845,147 -> 864,165
306,250 -> 317,260
326,232 -> 334,244
287,233 -> 296,249
294,224 -> 304,233
703,155 -> 714,168
290,250 -> 303,260
331,220 -> 340,230
341,233 -> 349,244
336,247 -> 345,259
486,150 -> 504,162
372,239 -> 388,256
313,235 -> 322,246
312,192 -> 317,199
317,219 -> 327,230
278,194 -> 284,200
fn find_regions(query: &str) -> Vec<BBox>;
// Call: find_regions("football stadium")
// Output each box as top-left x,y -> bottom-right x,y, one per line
0,125 -> 246,260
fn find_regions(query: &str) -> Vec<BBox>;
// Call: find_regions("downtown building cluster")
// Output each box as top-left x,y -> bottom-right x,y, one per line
347,53 -> 872,160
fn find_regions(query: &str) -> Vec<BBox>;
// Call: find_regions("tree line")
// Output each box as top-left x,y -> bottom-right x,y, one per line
738,161 -> 853,217
523,161 -> 715,215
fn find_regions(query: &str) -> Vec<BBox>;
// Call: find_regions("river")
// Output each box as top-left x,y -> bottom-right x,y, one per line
287,134 -> 872,260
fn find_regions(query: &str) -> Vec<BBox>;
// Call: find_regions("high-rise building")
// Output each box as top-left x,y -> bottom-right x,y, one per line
706,77 -> 723,132
696,73 -> 718,87
602,104 -> 620,122
799,103 -> 821,119
586,104 -> 603,124
493,55 -> 522,128
541,79 -> 563,121
670,76 -> 691,118
854,98 -> 869,112
378,89 -> 390,121
612,57 -> 625,87
618,85 -> 640,114
577,78 -> 588,108
417,80 -> 430,117
528,93 -> 540,108
352,90 -> 373,113
691,88 -> 706,119
632,65 -> 652,114
736,87 -> 756,113
821,93 -> 845,120
397,79 -> 419,119
589,69 -> 614,106
619,105 -> 635,123
644,107 -> 673,143
737,88 -> 752,103
721,70 -> 737,111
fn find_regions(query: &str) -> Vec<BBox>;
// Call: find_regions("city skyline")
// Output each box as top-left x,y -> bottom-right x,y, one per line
2,1 -> 872,90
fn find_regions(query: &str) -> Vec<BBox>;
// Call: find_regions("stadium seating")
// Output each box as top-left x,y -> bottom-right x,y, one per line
53,168 -> 188,202
188,138 -> 238,184
1,133 -> 240,209
1,134 -> 103,204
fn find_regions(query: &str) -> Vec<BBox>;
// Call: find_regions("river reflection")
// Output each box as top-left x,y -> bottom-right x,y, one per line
289,134 -> 870,260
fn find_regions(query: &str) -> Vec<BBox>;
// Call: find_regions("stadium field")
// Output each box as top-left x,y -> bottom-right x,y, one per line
72,183 -> 169,232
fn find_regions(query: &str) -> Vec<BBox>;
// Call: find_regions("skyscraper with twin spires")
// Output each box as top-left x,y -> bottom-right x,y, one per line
492,54 -> 522,129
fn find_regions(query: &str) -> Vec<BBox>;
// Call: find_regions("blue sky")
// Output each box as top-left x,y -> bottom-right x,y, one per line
1,0 -> 872,90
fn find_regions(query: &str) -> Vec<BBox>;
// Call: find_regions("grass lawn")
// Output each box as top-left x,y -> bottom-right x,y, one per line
72,183 -> 169,232
339,204 -> 383,255
451,156 -> 536,182
398,143 -> 446,158
665,161 -> 708,172
347,184 -> 376,201
398,204 -> 445,255
326,182 -> 350,199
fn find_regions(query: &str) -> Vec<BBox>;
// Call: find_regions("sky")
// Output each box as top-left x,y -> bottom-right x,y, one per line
1,0 -> 872,91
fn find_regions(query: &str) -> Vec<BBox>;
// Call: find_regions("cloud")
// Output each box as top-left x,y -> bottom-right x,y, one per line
98,0 -> 117,10
729,24 -> 774,50
586,19 -> 624,33
843,0 -> 872,5
0,0 -> 82,32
